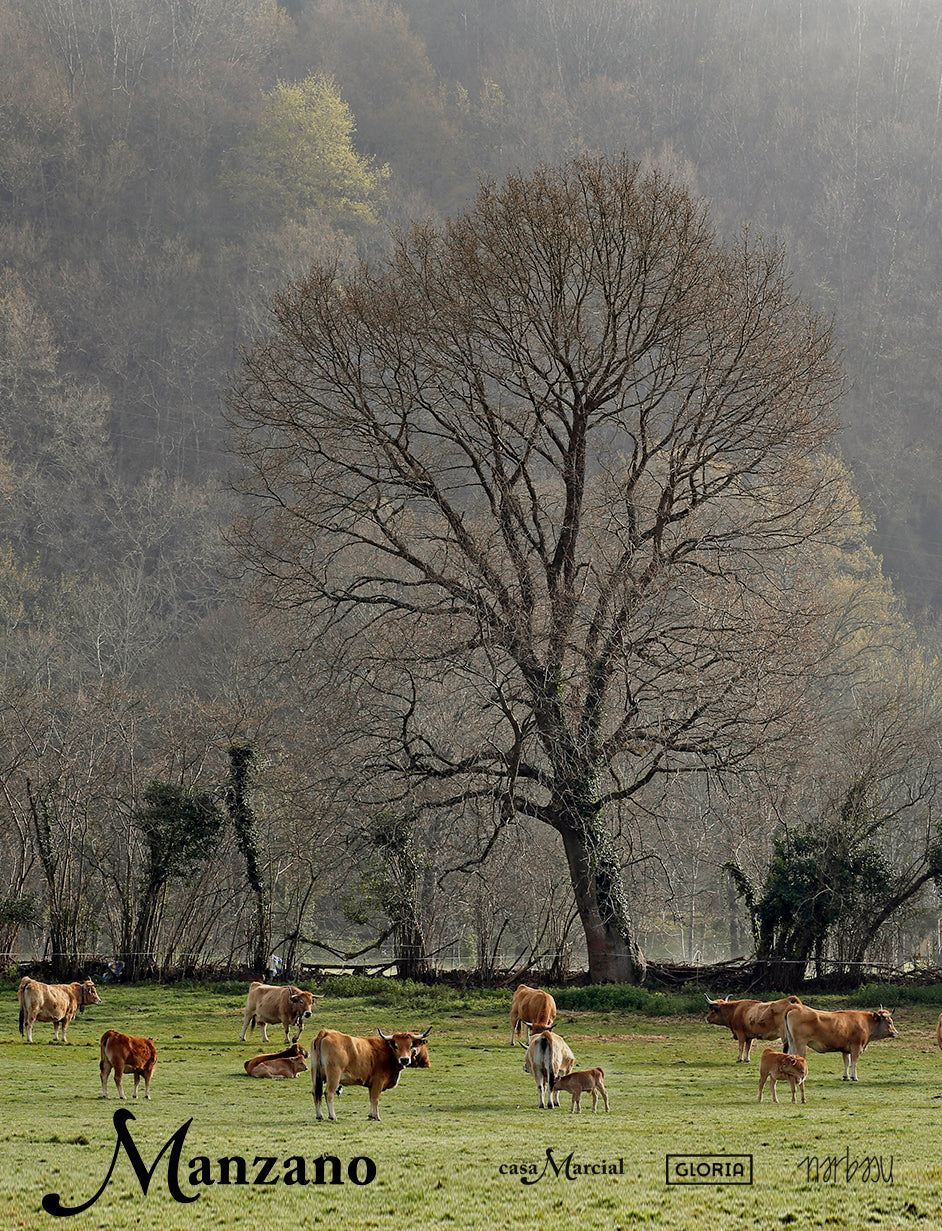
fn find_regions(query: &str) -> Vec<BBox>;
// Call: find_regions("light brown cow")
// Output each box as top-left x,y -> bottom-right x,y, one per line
100,1030 -> 157,1099
784,1005 -> 899,1081
757,1049 -> 807,1104
523,1028 -> 575,1109
239,982 -> 320,1044
705,994 -> 803,1062
244,1042 -> 310,1078
18,976 -> 101,1043
313,1027 -> 431,1121
553,1067 -> 609,1113
510,985 -> 557,1046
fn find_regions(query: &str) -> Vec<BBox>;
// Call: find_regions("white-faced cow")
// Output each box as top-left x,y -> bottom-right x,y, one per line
705,994 -> 803,1062
244,1042 -> 310,1078
239,982 -> 320,1044
784,1004 -> 899,1081
313,1027 -> 431,1121
18,976 -> 101,1043
522,1028 -> 575,1109
100,1030 -> 157,1099
757,1049 -> 807,1104
553,1067 -> 609,1113
510,985 -> 557,1046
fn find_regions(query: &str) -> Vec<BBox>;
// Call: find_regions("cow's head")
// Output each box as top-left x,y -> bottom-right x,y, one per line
288,989 -> 318,1021
378,1028 -> 432,1068
705,995 -> 733,1024
79,979 -> 102,1012
869,1008 -> 900,1041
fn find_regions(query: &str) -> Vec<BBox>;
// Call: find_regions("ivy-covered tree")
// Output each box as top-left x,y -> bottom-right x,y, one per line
126,780 -> 223,979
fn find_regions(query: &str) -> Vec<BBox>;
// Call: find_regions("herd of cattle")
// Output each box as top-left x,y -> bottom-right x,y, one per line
13,975 -> 916,1116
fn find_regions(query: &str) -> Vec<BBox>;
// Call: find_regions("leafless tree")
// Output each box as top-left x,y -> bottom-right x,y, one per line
229,155 -> 848,982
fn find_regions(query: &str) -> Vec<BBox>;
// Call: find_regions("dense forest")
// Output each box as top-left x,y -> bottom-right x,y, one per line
3,0 -> 942,983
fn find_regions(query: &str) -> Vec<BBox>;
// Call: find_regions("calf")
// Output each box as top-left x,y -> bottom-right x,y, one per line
523,1028 -> 575,1109
757,1049 -> 807,1104
19,976 -> 101,1043
313,1027 -> 431,1121
553,1067 -> 609,1113
100,1030 -> 157,1100
510,985 -> 557,1046
245,1042 -> 310,1078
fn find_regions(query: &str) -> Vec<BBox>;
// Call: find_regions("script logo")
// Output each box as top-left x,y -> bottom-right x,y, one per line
42,1109 -> 376,1216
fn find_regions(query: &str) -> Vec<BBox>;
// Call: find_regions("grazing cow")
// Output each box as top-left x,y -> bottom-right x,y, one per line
784,1005 -> 899,1081
510,985 -> 557,1046
244,1042 -> 310,1079
522,1028 -> 575,1109
100,1030 -> 157,1100
757,1049 -> 807,1104
553,1067 -> 609,1113
705,994 -> 803,1062
313,1027 -> 431,1121
239,982 -> 320,1044
18,976 -> 101,1043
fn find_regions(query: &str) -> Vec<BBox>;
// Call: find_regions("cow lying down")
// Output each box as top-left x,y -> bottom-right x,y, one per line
245,1043 -> 310,1078
100,1030 -> 157,1100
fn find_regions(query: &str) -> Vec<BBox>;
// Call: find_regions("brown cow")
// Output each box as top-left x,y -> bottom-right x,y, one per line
244,1042 -> 310,1078
784,1004 -> 899,1081
705,994 -> 803,1062
100,1030 -> 157,1099
553,1067 -> 609,1113
757,1049 -> 807,1104
522,1028 -> 575,1109
510,985 -> 557,1046
18,976 -> 101,1043
239,982 -> 320,1044
313,1027 -> 431,1121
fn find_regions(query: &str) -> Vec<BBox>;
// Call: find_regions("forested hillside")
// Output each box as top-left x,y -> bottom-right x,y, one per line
2,0 -> 942,981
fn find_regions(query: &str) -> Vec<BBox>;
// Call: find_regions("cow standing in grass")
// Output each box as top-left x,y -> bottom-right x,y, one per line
523,1028 -> 575,1109
705,995 -> 803,1062
18,977 -> 101,1043
510,985 -> 556,1046
313,1028 -> 431,1121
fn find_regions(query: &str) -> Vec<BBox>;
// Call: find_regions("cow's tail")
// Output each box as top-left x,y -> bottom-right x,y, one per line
313,1032 -> 325,1103
783,1009 -> 796,1055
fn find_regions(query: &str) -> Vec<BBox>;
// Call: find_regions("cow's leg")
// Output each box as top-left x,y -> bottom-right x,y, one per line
799,1081 -> 806,1104
114,1062 -> 126,1099
847,1049 -> 860,1081
260,1023 -> 270,1043
133,1072 -> 141,1099
101,1060 -> 111,1098
742,1037 -> 752,1062
239,1011 -> 253,1042
770,1077 -> 779,1103
789,1078 -> 797,1104
24,1017 -> 34,1043
841,1051 -> 856,1081
757,1073 -> 766,1102
367,1080 -> 383,1121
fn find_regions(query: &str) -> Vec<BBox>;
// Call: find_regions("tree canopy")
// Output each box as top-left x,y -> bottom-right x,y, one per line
229,154 -> 850,982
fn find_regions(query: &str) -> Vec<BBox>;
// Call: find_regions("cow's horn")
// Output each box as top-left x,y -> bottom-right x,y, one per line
377,1028 -> 391,1040
416,1027 -> 431,1039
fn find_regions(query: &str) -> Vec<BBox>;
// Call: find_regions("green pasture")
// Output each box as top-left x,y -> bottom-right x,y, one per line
1,980 -> 941,1230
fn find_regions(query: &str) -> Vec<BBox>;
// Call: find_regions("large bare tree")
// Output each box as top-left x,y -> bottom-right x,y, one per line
228,155 -> 848,982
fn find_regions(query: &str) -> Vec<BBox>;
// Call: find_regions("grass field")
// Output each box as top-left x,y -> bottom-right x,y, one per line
1,979 -> 940,1230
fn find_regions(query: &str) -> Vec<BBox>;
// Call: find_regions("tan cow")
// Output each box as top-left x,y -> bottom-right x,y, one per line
553,1067 -> 609,1113
705,995 -> 803,1062
239,982 -> 320,1044
244,1042 -> 310,1078
757,1049 -> 807,1104
510,985 -> 557,1046
784,1004 -> 899,1081
523,1028 -> 575,1109
100,1030 -> 157,1099
18,976 -> 101,1043
313,1027 -> 431,1121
